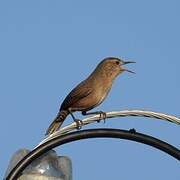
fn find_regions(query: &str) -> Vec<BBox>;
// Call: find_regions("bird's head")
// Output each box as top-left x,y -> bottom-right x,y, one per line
98,57 -> 135,80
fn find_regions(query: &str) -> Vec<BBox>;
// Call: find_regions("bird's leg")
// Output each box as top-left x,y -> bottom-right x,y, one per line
68,109 -> 83,130
82,111 -> 106,123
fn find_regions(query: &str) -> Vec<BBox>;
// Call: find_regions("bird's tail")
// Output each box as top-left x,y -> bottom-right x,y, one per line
46,110 -> 69,136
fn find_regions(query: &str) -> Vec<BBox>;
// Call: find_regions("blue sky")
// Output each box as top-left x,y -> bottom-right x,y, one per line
0,0 -> 180,179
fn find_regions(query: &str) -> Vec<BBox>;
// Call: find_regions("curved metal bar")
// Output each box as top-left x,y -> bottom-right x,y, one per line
6,128 -> 180,180
38,110 -> 180,146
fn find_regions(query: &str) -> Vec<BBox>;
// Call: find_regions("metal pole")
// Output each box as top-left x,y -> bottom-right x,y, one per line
6,128 -> 180,180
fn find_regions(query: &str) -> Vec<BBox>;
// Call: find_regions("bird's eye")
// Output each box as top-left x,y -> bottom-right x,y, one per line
115,61 -> 120,65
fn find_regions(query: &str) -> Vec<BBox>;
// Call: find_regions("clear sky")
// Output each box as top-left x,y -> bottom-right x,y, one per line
0,0 -> 180,179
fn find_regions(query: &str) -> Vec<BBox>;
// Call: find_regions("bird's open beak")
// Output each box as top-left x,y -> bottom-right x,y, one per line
121,61 -> 136,74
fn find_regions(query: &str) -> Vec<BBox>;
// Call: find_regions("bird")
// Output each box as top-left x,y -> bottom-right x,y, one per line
46,57 -> 135,135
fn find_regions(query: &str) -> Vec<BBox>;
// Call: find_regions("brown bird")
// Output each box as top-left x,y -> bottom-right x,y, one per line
46,57 -> 135,135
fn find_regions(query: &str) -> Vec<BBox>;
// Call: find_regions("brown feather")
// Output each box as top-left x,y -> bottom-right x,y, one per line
46,110 -> 69,135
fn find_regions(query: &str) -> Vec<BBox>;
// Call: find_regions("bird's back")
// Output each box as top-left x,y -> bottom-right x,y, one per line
60,79 -> 93,111
60,72 -> 113,112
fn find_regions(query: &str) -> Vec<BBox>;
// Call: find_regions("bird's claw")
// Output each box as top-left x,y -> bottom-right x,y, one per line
74,119 -> 83,130
97,111 -> 106,123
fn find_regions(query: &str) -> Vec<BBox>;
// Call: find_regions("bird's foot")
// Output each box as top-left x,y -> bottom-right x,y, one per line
74,119 -> 83,130
96,111 -> 107,123
82,110 -> 107,123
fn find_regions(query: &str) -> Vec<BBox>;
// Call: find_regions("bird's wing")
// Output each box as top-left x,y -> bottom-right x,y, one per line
60,80 -> 92,110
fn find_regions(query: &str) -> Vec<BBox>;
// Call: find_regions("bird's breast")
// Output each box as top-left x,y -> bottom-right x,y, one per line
95,82 -> 112,104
